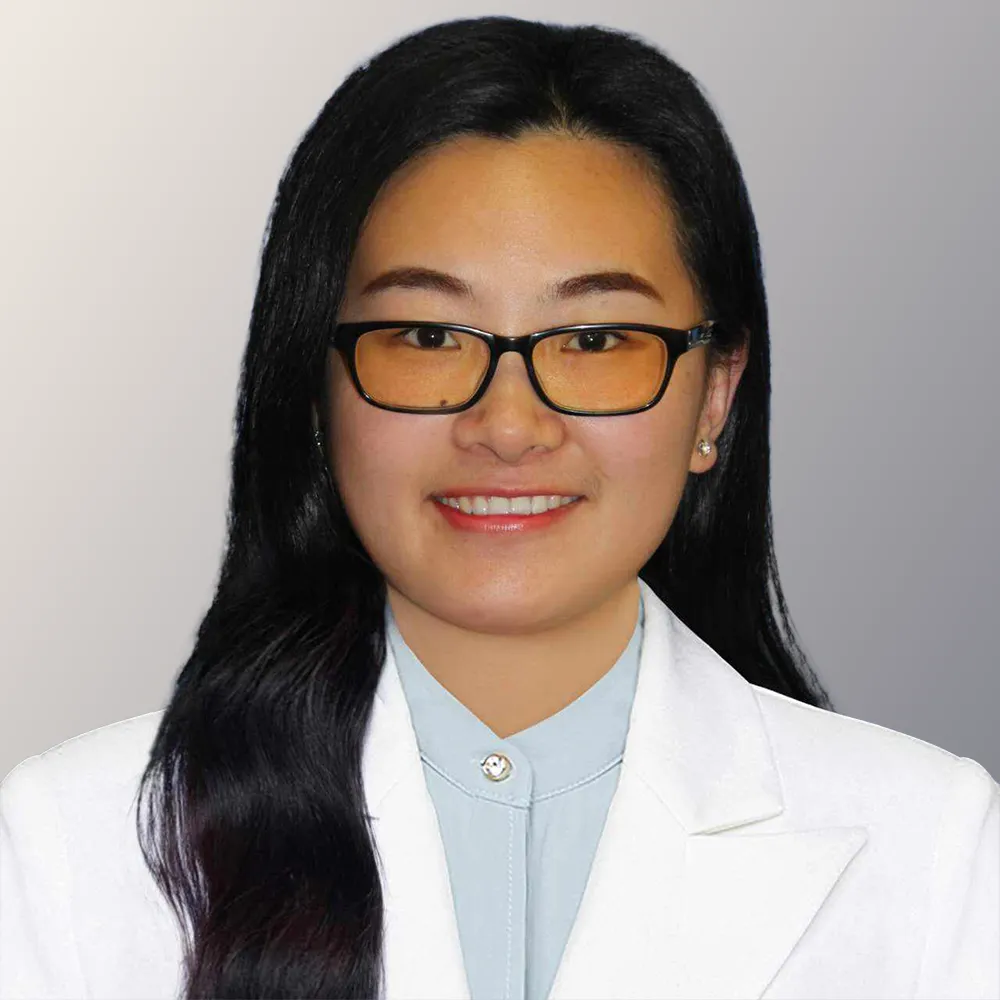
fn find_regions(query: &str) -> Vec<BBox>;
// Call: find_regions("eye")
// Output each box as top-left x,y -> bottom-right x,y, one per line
563,329 -> 630,352
396,326 -> 461,350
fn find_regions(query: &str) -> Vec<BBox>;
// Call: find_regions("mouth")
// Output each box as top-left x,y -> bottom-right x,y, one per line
432,494 -> 582,517
429,493 -> 584,534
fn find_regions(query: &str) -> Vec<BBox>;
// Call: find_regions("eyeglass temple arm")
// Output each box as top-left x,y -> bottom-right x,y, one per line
686,322 -> 716,350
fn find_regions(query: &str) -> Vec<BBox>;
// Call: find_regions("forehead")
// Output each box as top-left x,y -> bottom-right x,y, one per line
347,132 -> 686,291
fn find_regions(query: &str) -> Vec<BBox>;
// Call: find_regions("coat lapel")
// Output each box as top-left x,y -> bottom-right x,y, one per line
362,579 -> 868,1000
548,579 -> 867,999
361,633 -> 472,999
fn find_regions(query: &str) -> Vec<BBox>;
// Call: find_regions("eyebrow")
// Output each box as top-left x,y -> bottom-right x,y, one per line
358,266 -> 664,305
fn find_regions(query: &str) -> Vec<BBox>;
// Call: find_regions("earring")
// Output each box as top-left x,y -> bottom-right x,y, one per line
697,439 -> 713,457
314,428 -> 324,450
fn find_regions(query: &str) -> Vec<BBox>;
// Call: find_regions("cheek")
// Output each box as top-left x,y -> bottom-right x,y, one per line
586,408 -> 695,533
593,408 -> 691,484
327,376 -> 437,537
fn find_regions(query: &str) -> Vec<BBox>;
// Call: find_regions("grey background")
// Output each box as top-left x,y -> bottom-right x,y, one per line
1,1 -> 997,782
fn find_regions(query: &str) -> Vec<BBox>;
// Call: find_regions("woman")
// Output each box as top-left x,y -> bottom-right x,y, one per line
1,15 -> 997,1000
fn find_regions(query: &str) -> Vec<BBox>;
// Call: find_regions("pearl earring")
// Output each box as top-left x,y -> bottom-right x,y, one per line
697,439 -> 713,457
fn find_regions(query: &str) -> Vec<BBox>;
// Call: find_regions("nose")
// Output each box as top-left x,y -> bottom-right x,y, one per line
451,351 -> 565,462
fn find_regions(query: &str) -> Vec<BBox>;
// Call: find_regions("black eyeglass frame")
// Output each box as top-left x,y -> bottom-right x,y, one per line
329,320 -> 718,417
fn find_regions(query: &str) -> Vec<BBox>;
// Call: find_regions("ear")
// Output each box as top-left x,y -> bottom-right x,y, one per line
689,331 -> 750,474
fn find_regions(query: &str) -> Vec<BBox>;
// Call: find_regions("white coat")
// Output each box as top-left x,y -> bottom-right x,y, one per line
1,578 -> 998,999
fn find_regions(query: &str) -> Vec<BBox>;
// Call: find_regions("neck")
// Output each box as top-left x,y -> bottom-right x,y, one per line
386,578 -> 642,738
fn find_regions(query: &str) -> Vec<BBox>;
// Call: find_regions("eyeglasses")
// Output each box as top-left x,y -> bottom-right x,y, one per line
329,320 -> 717,416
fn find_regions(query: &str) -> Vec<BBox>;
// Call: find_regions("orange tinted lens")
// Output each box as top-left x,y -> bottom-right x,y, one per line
354,327 -> 490,409
533,329 -> 667,411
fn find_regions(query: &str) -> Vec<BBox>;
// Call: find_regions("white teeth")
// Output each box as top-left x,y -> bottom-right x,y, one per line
435,494 -> 580,516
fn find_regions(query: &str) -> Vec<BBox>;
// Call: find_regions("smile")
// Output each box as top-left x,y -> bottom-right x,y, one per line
433,495 -> 580,516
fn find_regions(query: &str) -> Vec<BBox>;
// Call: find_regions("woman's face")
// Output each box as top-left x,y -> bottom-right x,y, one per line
327,132 -> 746,633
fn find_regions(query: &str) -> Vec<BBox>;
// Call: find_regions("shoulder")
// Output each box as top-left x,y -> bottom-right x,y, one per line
0,712 -> 184,998
0,710 -> 166,821
751,684 -> 998,828
747,686 -> 999,996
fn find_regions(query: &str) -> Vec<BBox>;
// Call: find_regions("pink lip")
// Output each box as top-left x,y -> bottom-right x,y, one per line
430,496 -> 584,533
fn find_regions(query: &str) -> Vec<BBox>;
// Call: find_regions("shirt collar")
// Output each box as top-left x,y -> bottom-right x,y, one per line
385,590 -> 645,804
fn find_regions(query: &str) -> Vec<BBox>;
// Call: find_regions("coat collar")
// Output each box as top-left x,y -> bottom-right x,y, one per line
361,579 -> 867,999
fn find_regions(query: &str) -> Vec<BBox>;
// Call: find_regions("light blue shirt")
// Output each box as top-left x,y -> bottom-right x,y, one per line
385,591 -> 645,1000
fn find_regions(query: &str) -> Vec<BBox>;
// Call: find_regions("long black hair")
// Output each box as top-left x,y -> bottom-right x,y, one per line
137,16 -> 831,999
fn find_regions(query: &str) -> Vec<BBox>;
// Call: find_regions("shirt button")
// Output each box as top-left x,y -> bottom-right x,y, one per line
481,752 -> 513,782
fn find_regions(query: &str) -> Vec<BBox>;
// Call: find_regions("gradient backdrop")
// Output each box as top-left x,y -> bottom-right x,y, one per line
1,1 -> 998,781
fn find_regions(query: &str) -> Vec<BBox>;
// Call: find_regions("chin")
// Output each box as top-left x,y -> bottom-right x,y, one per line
413,580 -> 585,633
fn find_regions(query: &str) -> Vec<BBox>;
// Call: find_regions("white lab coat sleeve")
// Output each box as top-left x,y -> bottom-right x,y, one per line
0,756 -> 89,1000
915,757 -> 1000,1000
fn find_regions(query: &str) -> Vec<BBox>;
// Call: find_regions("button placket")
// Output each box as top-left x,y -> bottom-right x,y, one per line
462,742 -> 530,999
